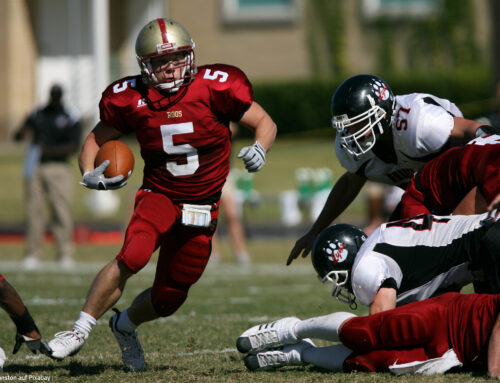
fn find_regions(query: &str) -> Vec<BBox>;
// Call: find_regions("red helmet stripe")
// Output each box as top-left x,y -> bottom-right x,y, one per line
157,18 -> 169,43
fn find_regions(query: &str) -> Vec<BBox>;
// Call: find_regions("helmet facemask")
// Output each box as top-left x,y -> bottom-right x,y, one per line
333,100 -> 388,158
320,270 -> 357,310
137,47 -> 196,92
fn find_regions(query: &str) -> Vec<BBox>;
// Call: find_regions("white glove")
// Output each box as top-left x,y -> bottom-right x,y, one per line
80,160 -> 126,190
237,141 -> 266,172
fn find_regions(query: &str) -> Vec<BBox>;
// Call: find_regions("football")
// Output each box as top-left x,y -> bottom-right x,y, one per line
94,140 -> 135,180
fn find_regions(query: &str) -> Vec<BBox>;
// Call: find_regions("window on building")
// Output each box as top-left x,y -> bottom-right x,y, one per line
362,0 -> 438,19
221,0 -> 302,24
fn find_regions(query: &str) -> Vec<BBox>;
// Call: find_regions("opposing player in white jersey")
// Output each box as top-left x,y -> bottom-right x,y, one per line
310,211 -> 500,315
288,74 -> 496,266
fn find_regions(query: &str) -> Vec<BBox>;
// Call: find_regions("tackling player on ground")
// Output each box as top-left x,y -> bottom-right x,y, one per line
48,17 -> 277,371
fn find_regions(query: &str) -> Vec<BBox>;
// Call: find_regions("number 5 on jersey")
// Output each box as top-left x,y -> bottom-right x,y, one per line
160,123 -> 199,176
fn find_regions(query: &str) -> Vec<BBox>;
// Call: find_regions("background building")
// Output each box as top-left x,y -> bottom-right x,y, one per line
0,0 -> 497,141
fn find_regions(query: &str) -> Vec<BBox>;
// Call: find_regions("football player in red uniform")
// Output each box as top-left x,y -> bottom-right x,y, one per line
400,135 -> 500,218
236,292 -> 500,378
48,18 -> 277,371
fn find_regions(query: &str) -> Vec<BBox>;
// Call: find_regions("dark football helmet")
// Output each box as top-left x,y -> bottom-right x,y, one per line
331,74 -> 395,158
311,224 -> 367,309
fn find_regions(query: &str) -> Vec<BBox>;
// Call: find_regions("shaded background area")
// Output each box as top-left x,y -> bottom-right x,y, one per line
0,0 -> 499,249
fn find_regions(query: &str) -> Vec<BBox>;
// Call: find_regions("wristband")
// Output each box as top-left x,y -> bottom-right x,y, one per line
11,308 -> 38,335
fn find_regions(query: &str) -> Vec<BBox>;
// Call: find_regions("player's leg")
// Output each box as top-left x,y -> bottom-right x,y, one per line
24,167 -> 45,268
236,311 -> 357,353
221,181 -> 250,264
339,296 -> 449,355
49,190 -> 177,361
44,163 -> 75,267
149,225 -> 216,318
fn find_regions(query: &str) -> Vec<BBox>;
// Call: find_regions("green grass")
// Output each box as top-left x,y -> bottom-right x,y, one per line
0,243 -> 489,382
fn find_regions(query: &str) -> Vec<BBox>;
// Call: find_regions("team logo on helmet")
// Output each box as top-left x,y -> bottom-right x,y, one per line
323,240 -> 348,265
371,80 -> 390,102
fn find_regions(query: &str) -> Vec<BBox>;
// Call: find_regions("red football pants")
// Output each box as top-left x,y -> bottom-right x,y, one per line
340,294 -> 451,372
116,189 -> 218,316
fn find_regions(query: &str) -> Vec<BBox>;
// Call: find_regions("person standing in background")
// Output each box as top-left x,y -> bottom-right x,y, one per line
14,84 -> 81,270
211,122 -> 251,266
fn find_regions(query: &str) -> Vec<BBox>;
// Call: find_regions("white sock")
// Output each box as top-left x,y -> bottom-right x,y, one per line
302,344 -> 352,371
116,308 -> 137,333
73,311 -> 97,340
294,312 -> 357,342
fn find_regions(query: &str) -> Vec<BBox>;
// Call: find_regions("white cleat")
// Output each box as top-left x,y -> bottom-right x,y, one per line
109,308 -> 145,372
244,339 -> 315,371
48,330 -> 86,360
236,317 -> 300,353
0,346 -> 6,372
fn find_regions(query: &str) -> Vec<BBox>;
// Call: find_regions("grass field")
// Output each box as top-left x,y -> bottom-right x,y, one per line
0,242 -> 489,383
0,137 -> 490,381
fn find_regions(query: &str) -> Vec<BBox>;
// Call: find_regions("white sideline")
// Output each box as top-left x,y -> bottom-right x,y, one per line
1,261 -> 314,276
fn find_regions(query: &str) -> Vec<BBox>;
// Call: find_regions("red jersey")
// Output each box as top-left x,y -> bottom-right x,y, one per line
400,135 -> 500,217
99,64 -> 253,202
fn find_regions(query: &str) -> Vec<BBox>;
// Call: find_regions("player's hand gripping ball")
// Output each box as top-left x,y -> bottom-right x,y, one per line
94,140 -> 135,180
81,140 -> 135,190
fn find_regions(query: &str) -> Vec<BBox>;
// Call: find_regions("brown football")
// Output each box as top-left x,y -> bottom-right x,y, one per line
94,140 -> 135,180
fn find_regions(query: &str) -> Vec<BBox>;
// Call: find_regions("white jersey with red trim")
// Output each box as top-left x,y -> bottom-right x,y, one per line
350,212 -> 492,307
335,93 -> 463,187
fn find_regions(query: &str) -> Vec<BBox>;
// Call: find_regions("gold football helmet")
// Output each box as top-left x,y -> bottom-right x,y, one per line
135,18 -> 196,92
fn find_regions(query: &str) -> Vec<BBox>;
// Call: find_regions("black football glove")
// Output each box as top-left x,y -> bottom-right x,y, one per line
13,333 -> 52,357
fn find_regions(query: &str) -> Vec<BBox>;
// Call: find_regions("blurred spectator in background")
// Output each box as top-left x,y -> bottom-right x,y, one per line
211,122 -> 251,265
477,80 -> 500,129
211,173 -> 251,266
363,183 -> 404,235
13,84 -> 81,270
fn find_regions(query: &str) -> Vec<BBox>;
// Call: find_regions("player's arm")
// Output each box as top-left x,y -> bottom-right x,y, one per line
488,313 -> 500,378
369,287 -> 397,314
78,122 -> 125,190
287,171 -> 366,265
236,101 -> 277,172
450,117 -> 497,142
0,277 -> 52,357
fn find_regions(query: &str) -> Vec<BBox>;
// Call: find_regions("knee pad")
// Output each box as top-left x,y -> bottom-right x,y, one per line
340,316 -> 379,352
151,286 -> 188,317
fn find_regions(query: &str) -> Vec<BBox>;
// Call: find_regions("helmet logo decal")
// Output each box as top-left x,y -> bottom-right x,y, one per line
324,240 -> 348,265
157,42 -> 176,54
372,80 -> 390,102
